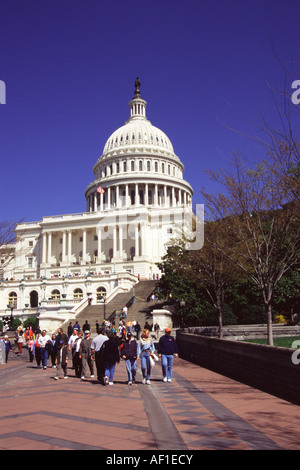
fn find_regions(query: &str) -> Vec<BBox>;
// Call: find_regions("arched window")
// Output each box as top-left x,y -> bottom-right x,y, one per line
8,292 -> 17,308
147,161 -> 151,171
73,288 -> 83,300
51,290 -> 60,301
139,160 -> 143,171
131,160 -> 135,171
30,290 -> 39,307
96,286 -> 106,302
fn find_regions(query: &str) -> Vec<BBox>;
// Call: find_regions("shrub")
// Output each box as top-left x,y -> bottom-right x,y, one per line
237,305 -> 265,324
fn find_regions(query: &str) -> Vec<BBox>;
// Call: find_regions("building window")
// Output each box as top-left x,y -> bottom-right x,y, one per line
147,161 -> 151,171
155,162 -> 158,172
8,292 -> 17,308
73,288 -> 83,300
51,289 -> 61,300
131,160 -> 135,171
28,257 -> 33,268
139,190 -> 144,205
96,286 -> 106,302
139,160 -> 143,171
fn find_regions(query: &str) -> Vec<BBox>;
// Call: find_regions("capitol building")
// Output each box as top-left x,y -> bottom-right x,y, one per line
0,79 -> 194,329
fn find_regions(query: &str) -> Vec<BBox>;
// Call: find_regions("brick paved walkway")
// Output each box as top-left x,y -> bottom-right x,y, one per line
0,354 -> 299,451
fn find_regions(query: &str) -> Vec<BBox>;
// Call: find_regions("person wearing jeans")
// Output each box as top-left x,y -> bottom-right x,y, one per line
157,328 -> 178,382
38,330 -> 51,370
121,332 -> 137,385
137,329 -> 155,385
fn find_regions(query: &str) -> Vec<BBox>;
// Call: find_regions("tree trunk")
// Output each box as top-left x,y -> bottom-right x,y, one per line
266,302 -> 274,346
217,304 -> 223,338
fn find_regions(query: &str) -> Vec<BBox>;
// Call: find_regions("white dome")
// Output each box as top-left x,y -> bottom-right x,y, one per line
103,118 -> 174,156
101,85 -> 177,160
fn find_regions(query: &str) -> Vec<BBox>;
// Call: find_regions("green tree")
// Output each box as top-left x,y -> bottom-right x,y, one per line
202,153 -> 300,345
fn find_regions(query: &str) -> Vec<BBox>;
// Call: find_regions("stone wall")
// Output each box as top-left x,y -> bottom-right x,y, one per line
181,324 -> 300,340
176,330 -> 300,406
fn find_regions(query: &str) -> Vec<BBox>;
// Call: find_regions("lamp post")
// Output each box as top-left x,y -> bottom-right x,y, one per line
179,299 -> 186,328
8,303 -> 14,329
103,293 -> 107,321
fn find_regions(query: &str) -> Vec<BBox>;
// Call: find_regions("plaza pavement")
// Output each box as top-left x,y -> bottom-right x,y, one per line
0,351 -> 299,452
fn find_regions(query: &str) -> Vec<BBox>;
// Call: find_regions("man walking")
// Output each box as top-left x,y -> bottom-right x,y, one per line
157,328 -> 178,383
91,327 -> 108,385
38,329 -> 52,370
54,328 -> 69,380
79,331 -> 94,380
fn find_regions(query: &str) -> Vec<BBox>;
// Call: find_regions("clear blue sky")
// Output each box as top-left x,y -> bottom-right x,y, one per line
1,0 -> 299,223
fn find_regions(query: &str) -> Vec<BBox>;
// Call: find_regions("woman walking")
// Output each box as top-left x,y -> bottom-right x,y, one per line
32,333 -> 41,368
17,330 -> 24,355
121,332 -> 137,385
137,329 -> 155,385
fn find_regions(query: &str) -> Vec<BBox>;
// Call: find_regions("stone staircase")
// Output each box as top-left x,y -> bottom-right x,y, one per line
76,280 -> 160,334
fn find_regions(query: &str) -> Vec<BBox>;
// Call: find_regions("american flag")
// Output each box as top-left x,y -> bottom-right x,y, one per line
97,187 -> 105,194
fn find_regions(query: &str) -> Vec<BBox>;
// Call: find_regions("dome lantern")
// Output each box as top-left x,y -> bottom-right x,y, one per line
128,77 -> 147,120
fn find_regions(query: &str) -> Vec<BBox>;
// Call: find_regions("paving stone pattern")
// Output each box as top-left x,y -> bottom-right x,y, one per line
0,354 -> 299,450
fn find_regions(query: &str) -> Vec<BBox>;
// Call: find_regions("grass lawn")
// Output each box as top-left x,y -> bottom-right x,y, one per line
244,336 -> 300,349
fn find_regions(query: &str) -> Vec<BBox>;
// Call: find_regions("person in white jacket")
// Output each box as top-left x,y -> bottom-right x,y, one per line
38,330 -> 51,369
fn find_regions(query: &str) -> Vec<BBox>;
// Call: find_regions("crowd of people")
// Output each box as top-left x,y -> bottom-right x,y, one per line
2,319 -> 179,386
62,320 -> 178,385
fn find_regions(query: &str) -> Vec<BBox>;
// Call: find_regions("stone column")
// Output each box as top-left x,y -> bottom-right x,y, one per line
113,226 -> 117,259
155,184 -> 158,206
164,185 -> 167,207
82,229 -> 87,263
68,231 -> 72,263
172,187 -> 176,208
135,224 -> 139,257
145,183 -> 148,206
116,185 -> 120,208
62,231 -> 67,262
42,232 -> 47,264
135,183 -> 139,206
97,227 -> 102,262
107,187 -> 111,210
119,225 -> 123,258
47,232 -> 52,264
